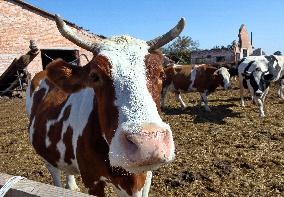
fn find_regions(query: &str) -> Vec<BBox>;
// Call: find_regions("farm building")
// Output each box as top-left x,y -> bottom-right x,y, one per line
0,0 -> 100,77
190,24 -> 263,65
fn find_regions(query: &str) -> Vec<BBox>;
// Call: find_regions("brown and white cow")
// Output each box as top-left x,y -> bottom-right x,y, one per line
161,64 -> 230,111
26,15 -> 185,197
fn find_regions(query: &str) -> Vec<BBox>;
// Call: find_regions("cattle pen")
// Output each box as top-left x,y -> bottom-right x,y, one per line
0,80 -> 283,196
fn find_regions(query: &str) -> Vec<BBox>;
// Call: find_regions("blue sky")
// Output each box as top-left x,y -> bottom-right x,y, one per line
25,0 -> 284,54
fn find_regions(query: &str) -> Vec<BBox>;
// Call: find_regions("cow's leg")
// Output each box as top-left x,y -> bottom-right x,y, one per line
278,79 -> 284,99
175,92 -> 186,108
239,76 -> 245,107
247,81 -> 255,104
255,97 -> 265,117
262,87 -> 270,103
200,92 -> 210,111
160,86 -> 168,108
199,95 -> 205,106
46,163 -> 62,187
141,171 -> 152,197
65,174 -> 80,191
88,181 -> 106,197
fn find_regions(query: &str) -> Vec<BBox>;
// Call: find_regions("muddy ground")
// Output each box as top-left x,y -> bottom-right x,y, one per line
0,81 -> 283,196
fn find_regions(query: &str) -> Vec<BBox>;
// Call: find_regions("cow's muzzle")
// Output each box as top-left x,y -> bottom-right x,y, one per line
255,90 -> 263,97
120,123 -> 174,168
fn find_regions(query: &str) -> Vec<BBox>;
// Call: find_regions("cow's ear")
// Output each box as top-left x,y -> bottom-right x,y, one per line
46,59 -> 87,93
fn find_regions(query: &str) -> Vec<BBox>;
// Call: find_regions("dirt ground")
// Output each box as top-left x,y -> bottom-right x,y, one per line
0,81 -> 283,196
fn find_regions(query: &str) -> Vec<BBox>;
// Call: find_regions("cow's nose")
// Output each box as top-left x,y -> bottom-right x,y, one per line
121,123 -> 174,165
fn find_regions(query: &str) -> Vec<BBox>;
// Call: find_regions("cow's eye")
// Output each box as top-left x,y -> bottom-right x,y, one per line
90,72 -> 100,82
255,67 -> 261,72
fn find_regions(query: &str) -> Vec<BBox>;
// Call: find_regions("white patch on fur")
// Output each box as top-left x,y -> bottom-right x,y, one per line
238,56 -> 268,74
26,80 -> 50,117
173,64 -> 183,68
188,67 -> 197,91
96,35 -> 174,172
44,87 -> 95,174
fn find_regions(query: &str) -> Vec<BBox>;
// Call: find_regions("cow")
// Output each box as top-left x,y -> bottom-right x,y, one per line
238,55 -> 283,117
161,64 -> 230,111
26,14 -> 185,197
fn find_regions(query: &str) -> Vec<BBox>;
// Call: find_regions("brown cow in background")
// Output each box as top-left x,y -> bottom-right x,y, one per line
161,64 -> 230,111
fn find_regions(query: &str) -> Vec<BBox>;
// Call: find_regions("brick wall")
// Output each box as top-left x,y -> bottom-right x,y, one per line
0,0 -> 95,76
238,25 -> 253,56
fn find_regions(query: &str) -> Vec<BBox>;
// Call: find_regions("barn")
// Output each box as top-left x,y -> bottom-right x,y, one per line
0,0 -> 99,77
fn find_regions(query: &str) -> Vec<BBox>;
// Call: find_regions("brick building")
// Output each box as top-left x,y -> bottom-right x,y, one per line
190,24 -> 262,65
0,0 -> 99,76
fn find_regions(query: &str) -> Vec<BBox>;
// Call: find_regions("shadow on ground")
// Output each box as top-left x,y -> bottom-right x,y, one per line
162,103 -> 241,124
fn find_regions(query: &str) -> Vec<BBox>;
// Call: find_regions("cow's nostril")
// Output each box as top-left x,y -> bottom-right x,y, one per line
124,134 -> 139,153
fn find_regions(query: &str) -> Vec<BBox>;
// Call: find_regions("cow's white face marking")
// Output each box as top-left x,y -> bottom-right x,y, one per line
95,35 -> 173,171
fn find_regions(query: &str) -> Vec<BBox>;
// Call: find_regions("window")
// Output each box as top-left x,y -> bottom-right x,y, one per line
196,58 -> 205,64
243,49 -> 248,57
216,56 -> 225,63
236,53 -> 240,61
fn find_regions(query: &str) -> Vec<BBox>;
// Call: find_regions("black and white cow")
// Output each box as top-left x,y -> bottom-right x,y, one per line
238,55 -> 283,117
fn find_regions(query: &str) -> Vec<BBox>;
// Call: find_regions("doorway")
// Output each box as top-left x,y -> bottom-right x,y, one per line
41,49 -> 79,70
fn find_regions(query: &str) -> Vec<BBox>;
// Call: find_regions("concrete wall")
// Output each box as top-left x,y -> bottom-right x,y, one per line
0,0 -> 95,76
191,49 -> 234,64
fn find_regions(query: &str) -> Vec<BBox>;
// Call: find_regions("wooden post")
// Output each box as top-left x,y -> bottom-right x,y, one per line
0,40 -> 39,96
0,173 -> 91,197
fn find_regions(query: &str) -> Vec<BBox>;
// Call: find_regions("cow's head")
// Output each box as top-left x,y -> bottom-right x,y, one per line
246,63 -> 274,98
46,15 -> 185,173
214,67 -> 231,89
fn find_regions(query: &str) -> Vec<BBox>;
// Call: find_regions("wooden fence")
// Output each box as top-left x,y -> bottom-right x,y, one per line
0,173 -> 91,197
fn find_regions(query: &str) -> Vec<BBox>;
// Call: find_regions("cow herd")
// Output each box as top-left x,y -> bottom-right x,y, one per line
24,15 -> 283,197
162,55 -> 284,117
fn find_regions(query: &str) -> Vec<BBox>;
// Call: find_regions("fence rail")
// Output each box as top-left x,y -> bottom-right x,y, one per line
0,173 -> 91,197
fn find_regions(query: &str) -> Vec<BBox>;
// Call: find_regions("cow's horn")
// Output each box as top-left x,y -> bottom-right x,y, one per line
147,17 -> 185,50
55,14 -> 98,52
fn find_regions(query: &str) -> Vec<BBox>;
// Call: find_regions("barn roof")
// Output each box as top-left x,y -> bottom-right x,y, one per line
7,0 -> 98,37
